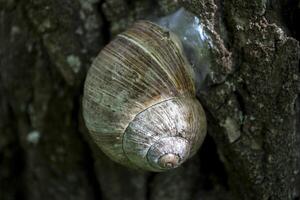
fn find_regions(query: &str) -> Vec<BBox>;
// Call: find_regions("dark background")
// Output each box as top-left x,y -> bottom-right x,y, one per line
0,0 -> 299,199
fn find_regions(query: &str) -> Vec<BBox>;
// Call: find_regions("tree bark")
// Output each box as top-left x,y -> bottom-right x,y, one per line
0,0 -> 299,200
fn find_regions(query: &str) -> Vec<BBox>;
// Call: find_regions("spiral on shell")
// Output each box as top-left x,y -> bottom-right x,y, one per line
83,20 -> 207,172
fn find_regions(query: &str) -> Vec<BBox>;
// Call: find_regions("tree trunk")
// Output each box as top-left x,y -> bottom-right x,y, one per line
0,0 -> 299,200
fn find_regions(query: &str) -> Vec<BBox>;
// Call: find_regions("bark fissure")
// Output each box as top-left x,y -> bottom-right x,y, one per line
0,0 -> 299,200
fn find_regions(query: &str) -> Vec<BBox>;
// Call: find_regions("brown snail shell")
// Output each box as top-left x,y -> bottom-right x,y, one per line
83,21 -> 207,172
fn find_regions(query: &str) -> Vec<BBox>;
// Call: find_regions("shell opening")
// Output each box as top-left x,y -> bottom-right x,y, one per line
146,137 -> 190,171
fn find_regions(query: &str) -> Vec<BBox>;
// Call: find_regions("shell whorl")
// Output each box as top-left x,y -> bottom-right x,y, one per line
123,96 -> 206,171
83,20 -> 207,171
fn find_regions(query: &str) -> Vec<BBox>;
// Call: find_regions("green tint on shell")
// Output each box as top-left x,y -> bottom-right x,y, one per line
83,21 -> 207,171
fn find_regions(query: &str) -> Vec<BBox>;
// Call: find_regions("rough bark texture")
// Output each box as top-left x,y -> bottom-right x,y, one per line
0,0 -> 299,200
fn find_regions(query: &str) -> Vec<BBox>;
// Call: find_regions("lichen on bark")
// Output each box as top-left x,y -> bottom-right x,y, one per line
0,0 -> 299,200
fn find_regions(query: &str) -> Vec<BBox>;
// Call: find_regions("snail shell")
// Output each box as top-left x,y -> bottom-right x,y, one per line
83,21 -> 207,172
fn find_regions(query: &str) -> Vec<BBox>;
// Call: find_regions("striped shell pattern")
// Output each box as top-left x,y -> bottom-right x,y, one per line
83,21 -> 207,171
